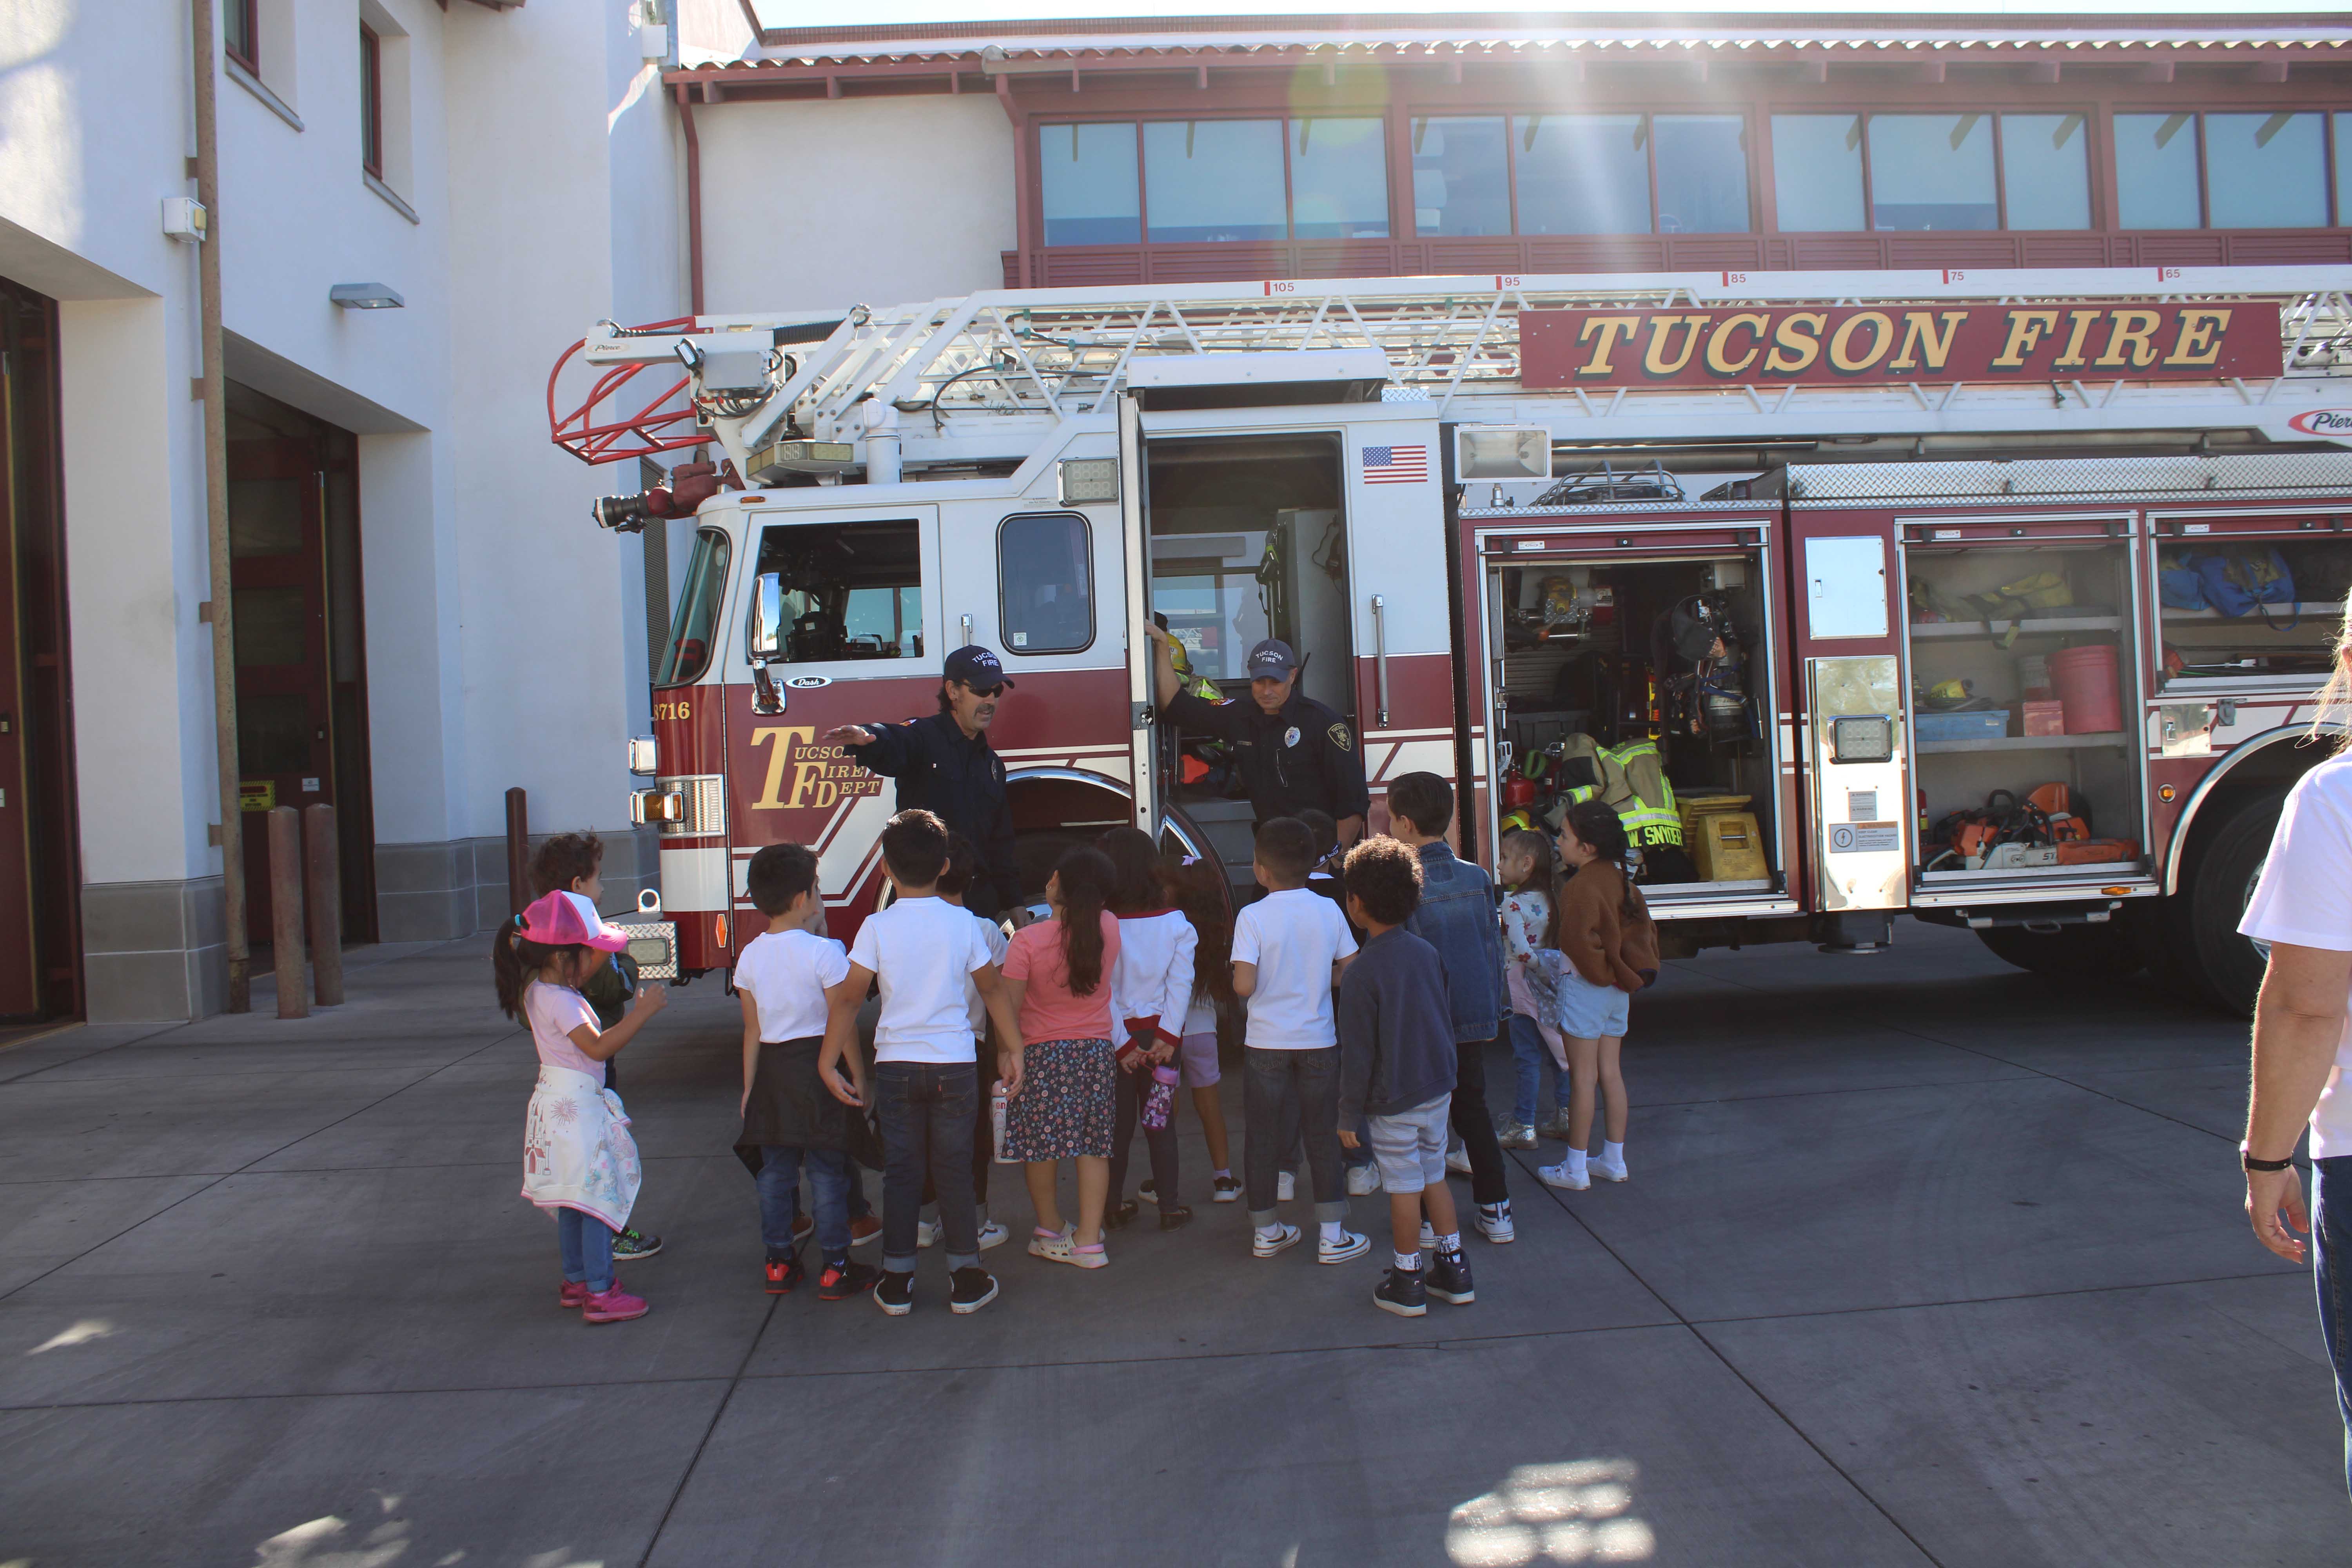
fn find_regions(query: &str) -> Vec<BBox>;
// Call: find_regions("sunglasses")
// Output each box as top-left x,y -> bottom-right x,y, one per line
966,684 -> 1005,699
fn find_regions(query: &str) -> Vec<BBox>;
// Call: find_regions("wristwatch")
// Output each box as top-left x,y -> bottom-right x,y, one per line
2241,1144 -> 2295,1173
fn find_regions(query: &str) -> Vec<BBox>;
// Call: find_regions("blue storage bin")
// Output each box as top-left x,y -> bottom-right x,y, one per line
1916,709 -> 2010,743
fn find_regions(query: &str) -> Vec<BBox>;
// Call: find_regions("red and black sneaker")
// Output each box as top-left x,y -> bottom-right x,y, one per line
818,1259 -> 881,1301
764,1253 -> 806,1295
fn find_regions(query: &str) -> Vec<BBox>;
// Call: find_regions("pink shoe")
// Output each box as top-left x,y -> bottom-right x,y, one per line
581,1283 -> 648,1323
559,1279 -> 591,1309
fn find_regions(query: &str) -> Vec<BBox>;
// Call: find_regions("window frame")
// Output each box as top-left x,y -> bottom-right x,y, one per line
739,509 -> 944,685
655,524 -> 732,689
225,0 -> 260,73
995,511 -> 1097,657
1037,113 -> 1396,247
359,23 -> 383,181
2198,109 -> 2333,230
1773,108 -> 2102,234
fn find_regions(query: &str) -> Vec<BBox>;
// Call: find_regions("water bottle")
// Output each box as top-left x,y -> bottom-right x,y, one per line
991,1081 -> 1015,1165
1142,1064 -> 1179,1131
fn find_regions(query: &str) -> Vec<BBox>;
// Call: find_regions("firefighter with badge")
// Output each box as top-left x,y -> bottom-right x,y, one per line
1145,625 -> 1370,846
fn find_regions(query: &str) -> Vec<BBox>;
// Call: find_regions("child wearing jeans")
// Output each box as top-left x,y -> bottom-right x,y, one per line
822,809 -> 1005,1318
733,843 -> 881,1303
1497,828 -> 1566,1149
916,832 -> 1011,1254
1336,837 -> 1474,1317
1536,800 -> 1659,1193
501,891 -> 668,1324
1233,817 -> 1367,1265
1098,827 -> 1197,1231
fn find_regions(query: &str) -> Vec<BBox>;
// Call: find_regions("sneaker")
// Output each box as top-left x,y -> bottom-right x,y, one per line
763,1254 -> 805,1295
1277,1171 -> 1296,1203
1538,1161 -> 1590,1191
612,1227 -> 663,1261
1496,1120 -> 1538,1151
559,1279 -> 591,1309
977,1219 -> 1010,1251
916,1218 -> 938,1249
1211,1174 -> 1241,1203
581,1283 -> 648,1324
874,1271 -> 915,1316
1252,1223 -> 1302,1259
1137,1180 -> 1160,1206
1445,1147 -> 1473,1177
949,1266 -> 999,1314
1318,1229 -> 1371,1265
817,1260 -> 880,1301
1346,1163 -> 1383,1196
1537,1110 -> 1575,1141
1426,1251 -> 1476,1305
1475,1201 -> 1515,1245
1028,1227 -> 1078,1266
849,1214 -> 883,1247
793,1213 -> 814,1248
1159,1204 -> 1195,1232
1104,1200 -> 1141,1230
1418,1222 -> 1436,1250
1374,1266 -> 1428,1318
1592,1152 -> 1630,1183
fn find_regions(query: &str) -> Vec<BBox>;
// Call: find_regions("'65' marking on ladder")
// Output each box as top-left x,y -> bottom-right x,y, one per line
748,726 -> 885,811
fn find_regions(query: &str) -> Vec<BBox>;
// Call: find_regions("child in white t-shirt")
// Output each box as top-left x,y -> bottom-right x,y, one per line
733,842 -> 880,1304
1232,817 -> 1365,1265
822,809 -> 1013,1318
915,832 -> 1011,1254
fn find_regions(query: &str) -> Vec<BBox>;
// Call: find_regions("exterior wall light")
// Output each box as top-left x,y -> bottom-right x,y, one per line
329,283 -> 404,310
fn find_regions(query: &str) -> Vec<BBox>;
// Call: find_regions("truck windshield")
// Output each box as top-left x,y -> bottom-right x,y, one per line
655,526 -> 730,687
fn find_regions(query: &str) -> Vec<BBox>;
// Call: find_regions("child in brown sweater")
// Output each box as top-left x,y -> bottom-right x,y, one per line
1537,800 -> 1657,1192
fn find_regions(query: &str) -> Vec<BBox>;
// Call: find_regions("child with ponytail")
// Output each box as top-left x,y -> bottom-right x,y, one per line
498,891 -> 668,1322
1097,827 -> 1197,1231
1535,800 -> 1656,1193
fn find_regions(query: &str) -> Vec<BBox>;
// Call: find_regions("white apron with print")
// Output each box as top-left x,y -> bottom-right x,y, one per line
520,1063 -> 641,1230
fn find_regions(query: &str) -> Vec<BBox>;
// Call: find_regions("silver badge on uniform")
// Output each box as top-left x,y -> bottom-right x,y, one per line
1284,726 -> 1301,748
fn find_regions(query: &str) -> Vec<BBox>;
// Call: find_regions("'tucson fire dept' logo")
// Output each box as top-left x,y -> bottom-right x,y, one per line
748,727 -> 886,811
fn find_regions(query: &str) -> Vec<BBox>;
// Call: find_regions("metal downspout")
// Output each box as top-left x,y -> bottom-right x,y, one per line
192,0 -> 249,1011
678,86 -> 703,316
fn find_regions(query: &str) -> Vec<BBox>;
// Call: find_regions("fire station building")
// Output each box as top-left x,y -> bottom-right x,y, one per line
5,5 -> 2352,1021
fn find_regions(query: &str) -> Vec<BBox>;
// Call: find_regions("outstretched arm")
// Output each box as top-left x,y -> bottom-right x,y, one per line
1145,622 -> 1180,708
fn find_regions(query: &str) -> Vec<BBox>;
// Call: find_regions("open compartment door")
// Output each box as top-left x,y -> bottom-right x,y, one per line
1118,393 -> 1158,833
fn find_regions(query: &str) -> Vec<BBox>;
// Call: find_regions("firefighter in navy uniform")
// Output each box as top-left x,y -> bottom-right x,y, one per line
818,644 -> 1023,919
1146,625 -> 1370,847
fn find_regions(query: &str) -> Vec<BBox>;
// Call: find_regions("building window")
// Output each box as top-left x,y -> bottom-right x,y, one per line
1144,120 -> 1287,242
1043,118 -> 1394,245
998,514 -> 1094,654
1040,123 -> 1141,245
1654,115 -> 1751,234
1412,116 -> 1511,236
1772,115 -> 1866,232
225,0 -> 259,71
1774,111 -> 2090,232
1515,115 -> 1651,235
2205,111 -> 2327,228
2114,113 -> 2201,229
1866,113 -> 1996,230
359,24 -> 383,179
2000,113 -> 2091,230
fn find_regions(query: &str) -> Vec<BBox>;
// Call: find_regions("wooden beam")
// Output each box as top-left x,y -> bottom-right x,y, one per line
2022,60 -> 2060,85
2248,58 -> 2290,84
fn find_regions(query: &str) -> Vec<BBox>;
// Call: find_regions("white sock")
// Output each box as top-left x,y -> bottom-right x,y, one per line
1566,1147 -> 1589,1172
1215,1167 -> 1232,1180
1603,1141 -> 1625,1163
1319,1219 -> 1345,1245
1257,1222 -> 1285,1242
1393,1250 -> 1421,1272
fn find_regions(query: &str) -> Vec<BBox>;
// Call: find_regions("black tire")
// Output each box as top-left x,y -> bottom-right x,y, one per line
1974,921 -> 2145,980
2171,789 -> 2287,1018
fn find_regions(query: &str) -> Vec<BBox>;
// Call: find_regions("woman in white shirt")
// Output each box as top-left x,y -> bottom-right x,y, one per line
2240,603 -> 2352,1496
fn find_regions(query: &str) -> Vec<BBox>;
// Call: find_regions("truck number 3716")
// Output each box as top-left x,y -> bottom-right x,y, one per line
653,699 -> 691,722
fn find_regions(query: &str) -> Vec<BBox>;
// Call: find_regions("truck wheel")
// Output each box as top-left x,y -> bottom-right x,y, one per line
1974,922 -> 2144,980
2172,789 -> 2286,1018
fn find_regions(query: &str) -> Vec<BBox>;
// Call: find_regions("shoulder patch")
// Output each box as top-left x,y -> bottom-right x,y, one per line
1327,722 -> 1352,751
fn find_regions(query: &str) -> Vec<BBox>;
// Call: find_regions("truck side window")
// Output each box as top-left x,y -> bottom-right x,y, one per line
998,512 -> 1093,654
656,525 -> 731,687
755,519 -> 923,664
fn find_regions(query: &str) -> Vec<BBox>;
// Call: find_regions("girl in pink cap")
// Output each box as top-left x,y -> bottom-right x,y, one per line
497,890 -> 668,1323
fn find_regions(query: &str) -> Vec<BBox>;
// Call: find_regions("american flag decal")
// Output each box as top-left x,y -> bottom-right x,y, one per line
1361,444 -> 1429,484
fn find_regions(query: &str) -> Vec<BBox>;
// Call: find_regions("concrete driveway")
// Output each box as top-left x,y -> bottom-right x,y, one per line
0,919 -> 2337,1567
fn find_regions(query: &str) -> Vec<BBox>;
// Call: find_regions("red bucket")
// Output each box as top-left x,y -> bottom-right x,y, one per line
2048,644 -> 2122,735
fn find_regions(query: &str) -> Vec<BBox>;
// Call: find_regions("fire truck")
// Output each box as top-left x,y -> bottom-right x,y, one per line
549,266 -> 2352,1016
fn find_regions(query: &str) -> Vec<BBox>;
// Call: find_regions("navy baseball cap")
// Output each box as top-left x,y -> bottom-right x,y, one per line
1245,638 -> 1298,678
945,644 -> 1014,690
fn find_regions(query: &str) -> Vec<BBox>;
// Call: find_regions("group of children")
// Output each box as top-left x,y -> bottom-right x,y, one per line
497,772 -> 1657,1323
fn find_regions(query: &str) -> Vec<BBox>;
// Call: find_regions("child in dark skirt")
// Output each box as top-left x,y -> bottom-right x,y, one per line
733,843 -> 882,1301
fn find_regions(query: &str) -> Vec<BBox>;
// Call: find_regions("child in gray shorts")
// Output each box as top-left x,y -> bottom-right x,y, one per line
1336,837 -> 1476,1318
